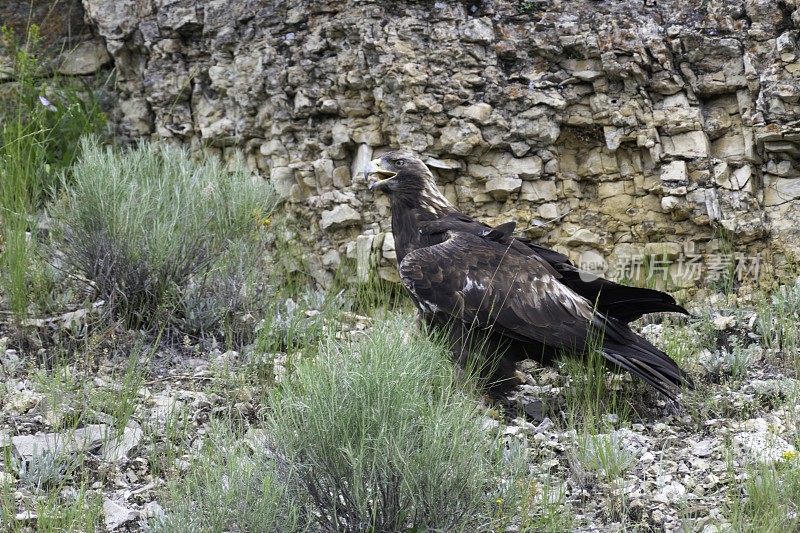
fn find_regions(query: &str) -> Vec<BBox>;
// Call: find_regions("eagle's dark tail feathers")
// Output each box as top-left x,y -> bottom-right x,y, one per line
601,328 -> 693,401
557,270 -> 691,323
598,298 -> 690,324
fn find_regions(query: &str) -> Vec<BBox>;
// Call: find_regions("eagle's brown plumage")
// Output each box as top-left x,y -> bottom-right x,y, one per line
365,150 -> 692,400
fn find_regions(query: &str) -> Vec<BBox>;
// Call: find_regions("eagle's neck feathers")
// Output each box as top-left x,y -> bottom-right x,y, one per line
390,177 -> 457,264
419,180 -> 454,216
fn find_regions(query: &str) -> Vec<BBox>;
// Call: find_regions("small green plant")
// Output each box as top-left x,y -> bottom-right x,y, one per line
344,270 -> 409,316
643,253 -> 677,292
1,475 -> 104,533
727,336 -> 761,381
710,226 -> 738,296
253,288 -> 335,356
2,435 -> 102,532
727,459 -> 800,531
572,431 -> 633,483
143,395 -> 192,480
176,238 -> 275,347
32,364 -> 83,430
89,348 -> 148,432
515,477 -> 574,531
0,24 -> 105,319
516,0 -> 543,15
562,344 -> 611,423
31,483 -> 103,533
153,423 -> 305,532
755,284 -> 800,372
16,449 -> 81,493
54,138 -> 279,333
659,312 -> 715,372
559,324 -> 635,426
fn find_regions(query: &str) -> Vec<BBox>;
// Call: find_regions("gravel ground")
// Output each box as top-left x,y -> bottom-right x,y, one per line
1,300 -> 798,532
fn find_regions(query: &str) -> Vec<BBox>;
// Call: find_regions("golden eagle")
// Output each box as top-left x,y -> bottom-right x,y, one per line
365,150 -> 692,400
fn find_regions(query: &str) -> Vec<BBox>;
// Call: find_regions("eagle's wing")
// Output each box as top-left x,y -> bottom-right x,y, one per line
400,232 -> 597,353
515,237 -> 690,322
400,232 -> 689,398
419,214 -> 689,323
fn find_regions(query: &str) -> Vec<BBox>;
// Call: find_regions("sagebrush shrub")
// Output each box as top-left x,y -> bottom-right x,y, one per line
266,317 -> 523,532
54,137 -> 278,332
756,283 -> 800,359
156,317 -> 526,532
175,238 -> 274,346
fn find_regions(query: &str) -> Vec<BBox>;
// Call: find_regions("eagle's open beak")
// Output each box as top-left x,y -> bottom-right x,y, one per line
365,158 -> 396,191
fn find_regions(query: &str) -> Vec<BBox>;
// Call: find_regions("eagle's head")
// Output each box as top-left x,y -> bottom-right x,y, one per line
364,150 -> 454,214
364,150 -> 432,194
364,150 -> 456,216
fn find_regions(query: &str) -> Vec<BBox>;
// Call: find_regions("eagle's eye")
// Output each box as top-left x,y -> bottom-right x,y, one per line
394,159 -> 406,166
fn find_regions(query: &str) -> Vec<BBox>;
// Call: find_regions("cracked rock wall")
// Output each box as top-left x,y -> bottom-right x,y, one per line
70,0 -> 800,293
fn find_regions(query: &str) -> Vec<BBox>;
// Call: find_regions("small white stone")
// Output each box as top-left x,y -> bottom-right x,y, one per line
320,205 -> 362,231
143,501 -> 165,519
58,41 -> 111,75
485,176 -> 522,200
662,131 -> 710,158
381,233 -> 396,260
460,103 -> 493,124
712,315 -> 736,331
351,143 -> 374,183
661,160 -> 688,182
100,426 -> 143,463
461,18 -> 494,45
103,498 -> 139,530
733,418 -> 797,465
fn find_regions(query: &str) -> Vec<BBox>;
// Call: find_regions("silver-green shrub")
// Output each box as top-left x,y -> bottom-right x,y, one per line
54,138 -> 278,333
266,316 -> 523,532
156,317 -> 526,532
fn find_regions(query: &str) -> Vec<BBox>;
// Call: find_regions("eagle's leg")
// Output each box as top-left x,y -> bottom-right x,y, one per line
443,320 -> 470,385
443,321 -> 524,396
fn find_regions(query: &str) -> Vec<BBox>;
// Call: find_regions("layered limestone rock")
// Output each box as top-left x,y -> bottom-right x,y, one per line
12,0 -> 800,294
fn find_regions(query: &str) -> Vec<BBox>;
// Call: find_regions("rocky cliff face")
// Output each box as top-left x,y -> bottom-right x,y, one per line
55,1 -> 800,292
